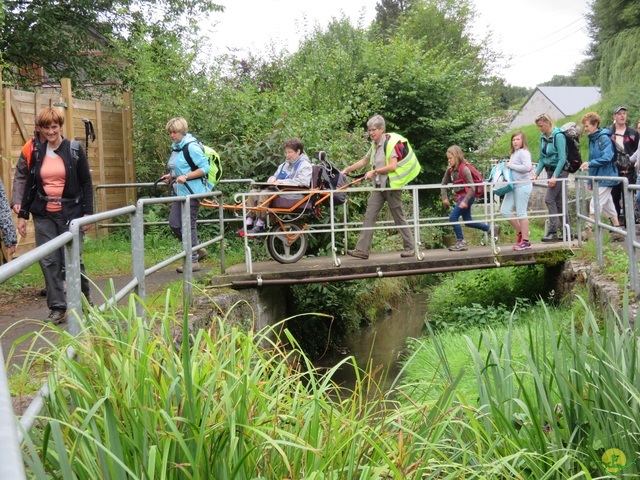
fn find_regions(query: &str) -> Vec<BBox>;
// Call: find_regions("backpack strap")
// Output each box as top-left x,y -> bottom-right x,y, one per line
180,141 -> 199,172
70,140 -> 81,163
26,137 -> 39,170
276,158 -> 303,180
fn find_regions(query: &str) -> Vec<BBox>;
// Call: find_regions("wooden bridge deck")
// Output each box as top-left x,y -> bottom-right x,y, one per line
212,242 -> 575,289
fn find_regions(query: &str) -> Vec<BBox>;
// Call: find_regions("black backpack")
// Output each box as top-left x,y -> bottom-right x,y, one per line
612,141 -> 634,172
555,122 -> 582,174
314,151 -> 348,205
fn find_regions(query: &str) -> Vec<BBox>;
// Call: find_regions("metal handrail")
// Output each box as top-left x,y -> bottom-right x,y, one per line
93,179 -> 254,236
2,173 -> 640,477
0,189 -> 222,476
232,176 -> 574,273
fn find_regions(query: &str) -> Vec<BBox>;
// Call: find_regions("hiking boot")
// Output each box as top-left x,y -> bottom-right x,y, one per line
347,249 -> 369,259
400,249 -> 415,258
197,248 -> 208,261
541,232 -> 559,242
610,232 -> 625,242
45,309 -> 66,324
448,239 -> 467,251
176,261 -> 202,273
513,240 -> 532,251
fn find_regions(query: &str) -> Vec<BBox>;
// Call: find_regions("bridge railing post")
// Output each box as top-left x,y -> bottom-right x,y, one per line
622,178 -> 639,297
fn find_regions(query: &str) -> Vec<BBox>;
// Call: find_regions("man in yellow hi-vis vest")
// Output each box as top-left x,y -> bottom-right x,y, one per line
341,115 -> 421,259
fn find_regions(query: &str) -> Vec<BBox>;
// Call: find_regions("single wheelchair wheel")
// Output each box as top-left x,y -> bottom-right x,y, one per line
266,223 -> 308,264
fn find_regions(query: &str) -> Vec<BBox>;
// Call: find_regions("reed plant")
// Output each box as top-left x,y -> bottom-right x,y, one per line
405,296 -> 640,477
16,292 -> 599,479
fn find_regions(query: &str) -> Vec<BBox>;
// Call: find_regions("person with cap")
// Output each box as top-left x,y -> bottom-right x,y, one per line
608,106 -> 638,226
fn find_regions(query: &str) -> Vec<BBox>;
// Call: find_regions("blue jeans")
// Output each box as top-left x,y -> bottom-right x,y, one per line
450,196 -> 489,240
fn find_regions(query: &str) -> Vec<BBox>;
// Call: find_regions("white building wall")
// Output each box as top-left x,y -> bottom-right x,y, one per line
509,91 -> 565,129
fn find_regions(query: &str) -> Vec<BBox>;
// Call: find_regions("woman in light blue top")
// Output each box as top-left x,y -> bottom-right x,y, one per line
161,117 -> 210,272
500,131 -> 533,250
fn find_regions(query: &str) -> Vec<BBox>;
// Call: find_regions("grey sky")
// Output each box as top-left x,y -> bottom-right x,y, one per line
207,0 -> 591,88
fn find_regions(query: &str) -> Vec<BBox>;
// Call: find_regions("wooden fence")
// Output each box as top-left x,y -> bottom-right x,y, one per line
0,75 -> 135,256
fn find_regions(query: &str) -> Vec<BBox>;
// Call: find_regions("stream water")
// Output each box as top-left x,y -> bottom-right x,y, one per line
315,293 -> 430,391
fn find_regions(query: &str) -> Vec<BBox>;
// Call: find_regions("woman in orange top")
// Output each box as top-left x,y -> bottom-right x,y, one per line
17,107 -> 94,324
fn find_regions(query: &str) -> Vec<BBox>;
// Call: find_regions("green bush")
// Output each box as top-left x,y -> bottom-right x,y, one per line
425,266 -> 547,331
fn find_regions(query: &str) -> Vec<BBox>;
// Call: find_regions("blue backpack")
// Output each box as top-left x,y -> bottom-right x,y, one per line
488,161 -> 513,197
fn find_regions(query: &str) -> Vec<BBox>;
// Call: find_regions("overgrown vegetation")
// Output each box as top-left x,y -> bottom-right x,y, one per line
286,276 -> 427,357
402,294 -> 640,477
14,288 -> 639,478
425,266 -> 548,332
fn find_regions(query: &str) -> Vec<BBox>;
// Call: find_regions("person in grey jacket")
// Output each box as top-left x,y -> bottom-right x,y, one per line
0,178 -> 18,259
579,111 -> 621,239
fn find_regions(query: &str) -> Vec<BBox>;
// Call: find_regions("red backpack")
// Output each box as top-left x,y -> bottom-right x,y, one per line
456,162 -> 484,198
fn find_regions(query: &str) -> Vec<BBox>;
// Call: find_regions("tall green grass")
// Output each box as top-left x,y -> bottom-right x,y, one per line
404,296 -> 640,477
16,293 -> 596,479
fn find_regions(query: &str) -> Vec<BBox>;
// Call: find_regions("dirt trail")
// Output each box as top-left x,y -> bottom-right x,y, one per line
0,265 -> 214,366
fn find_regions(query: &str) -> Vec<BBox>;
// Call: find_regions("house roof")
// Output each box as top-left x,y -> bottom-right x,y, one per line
537,86 -> 601,116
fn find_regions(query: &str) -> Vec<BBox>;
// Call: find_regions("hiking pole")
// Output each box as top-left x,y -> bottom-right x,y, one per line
81,118 -> 96,153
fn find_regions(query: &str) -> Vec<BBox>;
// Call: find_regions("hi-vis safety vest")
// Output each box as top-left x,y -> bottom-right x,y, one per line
369,133 -> 421,188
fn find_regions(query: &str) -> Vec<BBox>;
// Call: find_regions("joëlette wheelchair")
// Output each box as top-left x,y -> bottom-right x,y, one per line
200,152 -> 363,264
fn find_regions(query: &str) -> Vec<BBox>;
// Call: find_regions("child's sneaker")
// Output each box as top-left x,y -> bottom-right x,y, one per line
513,240 -> 532,251
448,239 -> 467,251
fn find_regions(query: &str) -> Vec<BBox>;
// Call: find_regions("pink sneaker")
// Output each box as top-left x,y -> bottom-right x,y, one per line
513,240 -> 532,251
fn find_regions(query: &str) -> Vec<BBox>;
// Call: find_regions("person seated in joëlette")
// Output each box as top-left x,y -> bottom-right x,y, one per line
238,138 -> 312,236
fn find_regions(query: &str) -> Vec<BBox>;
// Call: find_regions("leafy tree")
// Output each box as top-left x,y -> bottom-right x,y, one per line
364,37 -> 492,185
116,24 -> 208,181
588,0 -> 640,46
571,58 -> 599,86
587,0 -> 640,93
540,74 -> 579,87
374,0 -> 417,35
484,78 -> 531,110
0,0 -> 222,91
